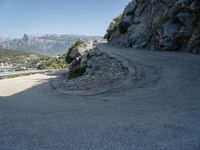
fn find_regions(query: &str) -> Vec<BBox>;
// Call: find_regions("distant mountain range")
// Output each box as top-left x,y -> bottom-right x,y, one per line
0,34 -> 102,56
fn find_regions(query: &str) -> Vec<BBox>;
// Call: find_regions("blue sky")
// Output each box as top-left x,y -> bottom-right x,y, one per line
0,0 -> 129,38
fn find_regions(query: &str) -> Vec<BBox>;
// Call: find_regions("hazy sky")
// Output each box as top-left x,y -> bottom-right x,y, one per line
0,0 -> 129,38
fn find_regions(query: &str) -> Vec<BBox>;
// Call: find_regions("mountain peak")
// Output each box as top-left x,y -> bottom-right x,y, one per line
23,34 -> 29,40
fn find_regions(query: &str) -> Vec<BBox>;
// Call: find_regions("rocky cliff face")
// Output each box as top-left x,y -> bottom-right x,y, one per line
0,34 -> 101,56
106,0 -> 200,54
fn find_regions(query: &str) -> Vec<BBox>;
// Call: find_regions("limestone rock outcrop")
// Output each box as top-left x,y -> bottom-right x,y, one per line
106,0 -> 200,54
69,41 -> 94,59
63,41 -> 128,90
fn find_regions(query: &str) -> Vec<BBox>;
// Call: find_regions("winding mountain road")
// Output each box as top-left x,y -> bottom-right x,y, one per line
0,43 -> 200,150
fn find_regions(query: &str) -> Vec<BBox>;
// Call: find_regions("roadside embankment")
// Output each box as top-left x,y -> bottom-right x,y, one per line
0,70 -> 49,80
51,41 -> 134,95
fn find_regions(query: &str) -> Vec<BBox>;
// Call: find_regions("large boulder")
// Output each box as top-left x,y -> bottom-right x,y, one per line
69,40 -> 94,59
69,48 -> 81,59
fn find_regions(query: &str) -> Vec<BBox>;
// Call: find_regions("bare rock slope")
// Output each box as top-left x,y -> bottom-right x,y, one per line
106,0 -> 200,53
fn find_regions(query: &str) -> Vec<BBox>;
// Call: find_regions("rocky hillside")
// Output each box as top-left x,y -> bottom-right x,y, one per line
0,34 -> 101,56
105,0 -> 200,54
0,48 -> 47,67
0,48 -> 68,70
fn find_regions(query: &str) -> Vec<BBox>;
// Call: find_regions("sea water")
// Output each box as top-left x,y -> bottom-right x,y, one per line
0,67 -> 16,76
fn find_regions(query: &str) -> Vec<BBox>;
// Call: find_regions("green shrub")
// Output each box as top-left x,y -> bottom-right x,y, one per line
113,14 -> 122,25
74,40 -> 83,47
118,22 -> 130,34
65,46 -> 74,64
49,63 -> 61,70
105,14 -> 122,40
68,66 -> 86,79
37,56 -> 67,70
103,33 -> 108,40
106,26 -> 118,40
105,15 -> 130,39
191,8 -> 200,28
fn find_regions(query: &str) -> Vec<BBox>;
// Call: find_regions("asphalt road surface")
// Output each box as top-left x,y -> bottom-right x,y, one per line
0,43 -> 200,150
